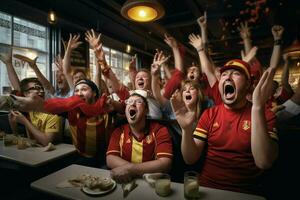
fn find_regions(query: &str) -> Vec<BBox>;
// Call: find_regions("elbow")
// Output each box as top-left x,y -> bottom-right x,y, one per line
254,158 -> 276,170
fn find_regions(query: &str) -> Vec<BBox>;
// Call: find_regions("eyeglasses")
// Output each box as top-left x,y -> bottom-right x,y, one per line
125,98 -> 144,105
25,85 -> 44,92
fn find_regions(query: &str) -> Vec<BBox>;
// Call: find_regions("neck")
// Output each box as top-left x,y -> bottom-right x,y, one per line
129,118 -> 146,137
224,98 -> 248,110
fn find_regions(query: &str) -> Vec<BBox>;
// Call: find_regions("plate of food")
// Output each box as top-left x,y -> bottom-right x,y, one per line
81,177 -> 116,196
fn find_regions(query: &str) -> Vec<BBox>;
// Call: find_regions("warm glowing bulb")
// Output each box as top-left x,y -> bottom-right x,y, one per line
126,44 -> 131,53
297,62 -> 300,67
50,13 -> 55,21
139,10 -> 147,17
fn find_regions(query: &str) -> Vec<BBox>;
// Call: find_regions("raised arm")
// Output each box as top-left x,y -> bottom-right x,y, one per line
197,11 -> 209,50
151,50 -> 170,106
14,54 -> 55,94
269,25 -> 284,70
281,54 -> 293,94
0,50 -> 20,91
170,90 -> 205,164
238,22 -> 252,54
251,68 -> 278,169
128,55 -> 137,90
85,29 -> 102,88
164,34 -> 184,72
189,33 -> 217,87
63,34 -> 82,90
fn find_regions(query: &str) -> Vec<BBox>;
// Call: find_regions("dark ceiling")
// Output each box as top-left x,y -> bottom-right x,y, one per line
2,0 -> 300,67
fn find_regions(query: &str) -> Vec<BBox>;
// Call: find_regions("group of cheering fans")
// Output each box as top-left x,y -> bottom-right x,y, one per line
1,12 -> 300,197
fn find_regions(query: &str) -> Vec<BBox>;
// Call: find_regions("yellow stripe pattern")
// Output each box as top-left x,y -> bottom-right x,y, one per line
131,137 -> 143,163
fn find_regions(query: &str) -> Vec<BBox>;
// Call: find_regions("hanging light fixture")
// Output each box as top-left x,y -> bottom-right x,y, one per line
121,0 -> 165,22
283,39 -> 300,59
47,10 -> 57,25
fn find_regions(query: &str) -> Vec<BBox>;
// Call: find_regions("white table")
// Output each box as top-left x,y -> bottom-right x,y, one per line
31,164 -> 266,200
0,142 -> 76,167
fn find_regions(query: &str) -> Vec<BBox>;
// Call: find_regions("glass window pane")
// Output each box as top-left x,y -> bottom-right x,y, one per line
13,17 -> 47,52
0,11 -> 12,45
111,49 -> 122,69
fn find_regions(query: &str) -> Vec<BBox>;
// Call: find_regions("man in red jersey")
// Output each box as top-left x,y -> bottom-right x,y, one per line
171,59 -> 278,194
106,92 -> 173,183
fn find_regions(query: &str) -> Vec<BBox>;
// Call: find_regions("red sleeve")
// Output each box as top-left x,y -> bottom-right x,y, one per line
265,108 -> 278,141
44,96 -> 84,114
249,58 -> 263,81
155,126 -> 173,159
276,87 -> 294,105
44,95 -> 108,117
206,81 -> 222,105
106,127 -> 122,156
116,86 -> 130,101
163,69 -> 184,99
193,108 -> 211,141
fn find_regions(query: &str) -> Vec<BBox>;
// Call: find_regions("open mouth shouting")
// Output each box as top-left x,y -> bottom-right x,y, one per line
137,80 -> 145,89
223,82 -> 236,101
129,107 -> 137,120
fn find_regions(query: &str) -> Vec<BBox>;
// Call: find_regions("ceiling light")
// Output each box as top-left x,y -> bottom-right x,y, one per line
47,10 -> 57,24
121,0 -> 165,22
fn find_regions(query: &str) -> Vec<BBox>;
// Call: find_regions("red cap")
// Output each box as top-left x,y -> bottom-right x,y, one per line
220,59 -> 251,79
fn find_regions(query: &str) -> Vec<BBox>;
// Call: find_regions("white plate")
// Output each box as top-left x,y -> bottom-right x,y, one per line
81,179 -> 117,196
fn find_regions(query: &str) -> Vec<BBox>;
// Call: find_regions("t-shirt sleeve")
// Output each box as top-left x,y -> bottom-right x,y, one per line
106,127 -> 122,156
155,126 -> 173,159
193,109 -> 210,141
163,69 -> 184,99
265,108 -> 279,141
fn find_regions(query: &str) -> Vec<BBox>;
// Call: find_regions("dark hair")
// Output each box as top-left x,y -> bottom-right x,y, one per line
20,78 -> 42,94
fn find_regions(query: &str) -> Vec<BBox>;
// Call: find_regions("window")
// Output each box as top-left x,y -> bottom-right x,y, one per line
0,11 -> 49,95
89,46 -> 132,87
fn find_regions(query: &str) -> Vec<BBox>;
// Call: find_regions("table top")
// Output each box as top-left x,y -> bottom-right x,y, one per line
31,164 -> 266,200
0,142 -> 76,167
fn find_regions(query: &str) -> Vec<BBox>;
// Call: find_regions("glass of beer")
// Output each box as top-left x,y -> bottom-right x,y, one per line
155,173 -> 171,197
184,171 -> 199,199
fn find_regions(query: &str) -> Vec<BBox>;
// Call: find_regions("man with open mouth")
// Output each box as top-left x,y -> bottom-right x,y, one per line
106,92 -> 173,183
173,59 -> 279,195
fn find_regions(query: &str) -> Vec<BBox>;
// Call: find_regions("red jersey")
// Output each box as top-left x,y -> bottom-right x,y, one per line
193,103 -> 278,194
43,96 -> 110,157
107,122 -> 173,163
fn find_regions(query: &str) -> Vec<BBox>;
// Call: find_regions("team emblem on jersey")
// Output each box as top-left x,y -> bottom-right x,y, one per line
146,135 -> 153,144
242,120 -> 251,131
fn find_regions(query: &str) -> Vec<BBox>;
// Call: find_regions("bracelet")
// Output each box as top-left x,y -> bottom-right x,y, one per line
197,47 -> 204,52
274,39 -> 283,46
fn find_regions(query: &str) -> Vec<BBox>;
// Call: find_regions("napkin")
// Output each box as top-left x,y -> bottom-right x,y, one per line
143,173 -> 164,187
122,180 -> 137,198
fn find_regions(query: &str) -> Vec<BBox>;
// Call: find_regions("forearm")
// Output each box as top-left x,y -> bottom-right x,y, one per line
62,50 -> 74,89
130,158 -> 172,177
32,65 -> 55,94
93,63 -> 101,90
181,128 -> 203,165
151,75 -> 168,106
172,47 -> 183,72
106,155 -> 131,169
24,120 -> 55,146
243,38 -> 252,54
200,26 -> 208,50
251,107 -> 278,169
5,62 -> 20,91
162,64 -> 171,80
269,45 -> 281,70
106,68 -> 124,93
198,50 -> 217,87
